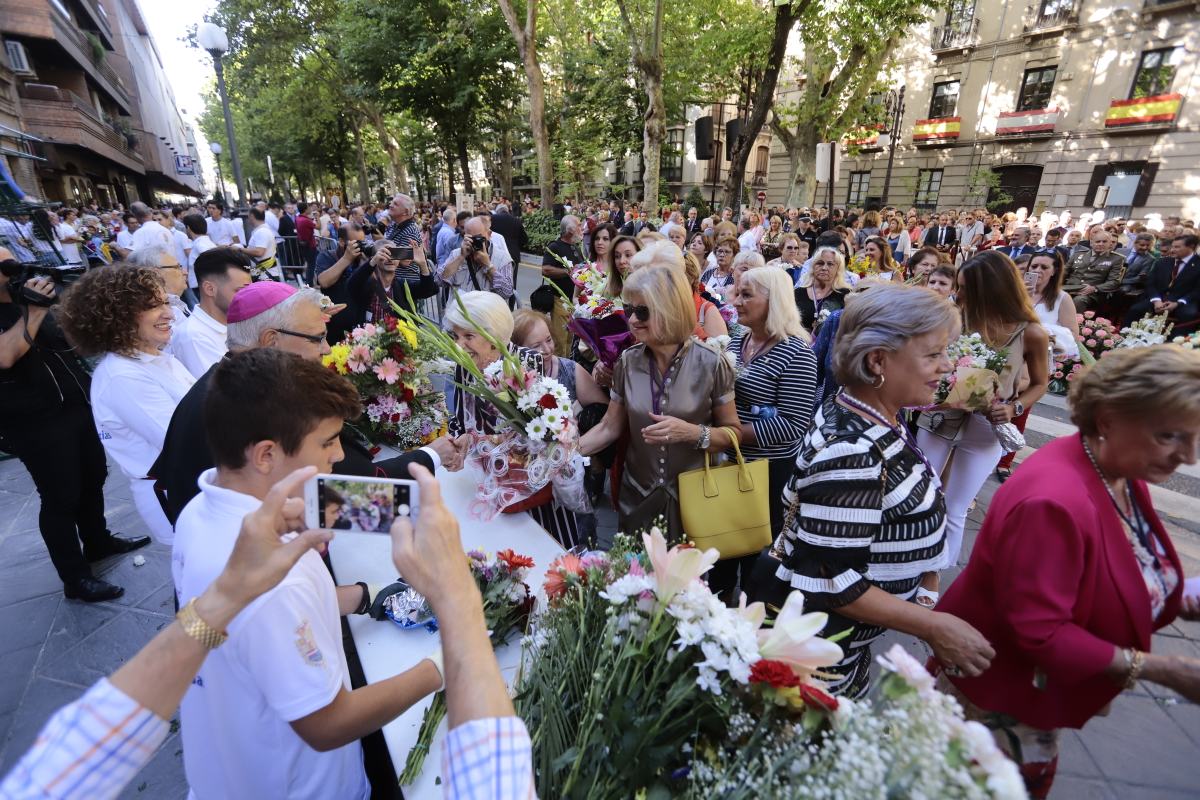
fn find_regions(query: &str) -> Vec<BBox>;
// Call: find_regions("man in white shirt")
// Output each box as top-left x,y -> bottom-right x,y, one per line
205,200 -> 243,247
173,349 -> 443,800
113,214 -> 137,259
129,204 -> 174,254
170,248 -> 252,377
244,207 -> 280,280
737,216 -> 759,253
184,214 -> 217,272
54,209 -> 84,265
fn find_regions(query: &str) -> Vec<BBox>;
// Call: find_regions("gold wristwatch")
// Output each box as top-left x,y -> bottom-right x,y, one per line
176,598 -> 229,650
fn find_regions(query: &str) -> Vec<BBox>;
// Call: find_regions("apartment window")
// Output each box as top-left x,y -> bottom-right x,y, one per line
945,0 -> 977,26
929,81 -> 960,119
753,145 -> 769,181
1131,48 -> 1179,99
847,171 -> 871,205
1038,0 -> 1074,15
662,128 -> 683,183
1017,66 -> 1057,111
915,168 -> 943,209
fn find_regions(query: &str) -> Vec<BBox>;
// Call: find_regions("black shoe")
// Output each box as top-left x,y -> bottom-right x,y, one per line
64,576 -> 125,602
84,534 -> 152,562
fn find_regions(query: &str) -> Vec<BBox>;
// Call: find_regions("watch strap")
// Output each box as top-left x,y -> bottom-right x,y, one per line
177,598 -> 229,651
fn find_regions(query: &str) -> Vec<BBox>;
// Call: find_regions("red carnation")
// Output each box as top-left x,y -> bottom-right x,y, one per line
402,386 -> 415,402
749,659 -> 801,689
390,413 -> 401,423
538,393 -> 558,410
798,683 -> 839,711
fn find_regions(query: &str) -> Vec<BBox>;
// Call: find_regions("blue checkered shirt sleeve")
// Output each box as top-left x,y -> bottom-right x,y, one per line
0,678 -> 168,800
441,716 -> 536,799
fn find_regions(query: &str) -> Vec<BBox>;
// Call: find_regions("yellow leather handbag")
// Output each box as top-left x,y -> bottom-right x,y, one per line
678,427 -> 772,559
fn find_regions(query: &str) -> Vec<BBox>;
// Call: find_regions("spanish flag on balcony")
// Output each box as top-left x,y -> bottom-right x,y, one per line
1105,94 -> 1183,127
913,117 -> 961,141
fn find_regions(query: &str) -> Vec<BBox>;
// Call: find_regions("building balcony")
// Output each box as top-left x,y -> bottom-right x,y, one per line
996,107 -> 1061,137
18,86 -> 144,174
1023,1 -> 1080,36
912,116 -> 961,144
1141,0 -> 1200,18
931,18 -> 980,53
1104,93 -> 1183,132
847,124 -> 886,148
751,171 -> 768,187
38,5 -> 133,114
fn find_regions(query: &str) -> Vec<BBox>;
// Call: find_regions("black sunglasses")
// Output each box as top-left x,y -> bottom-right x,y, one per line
274,328 -> 327,344
627,304 -> 651,322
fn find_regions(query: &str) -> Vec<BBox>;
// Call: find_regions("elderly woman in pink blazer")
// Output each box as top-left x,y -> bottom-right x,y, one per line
936,345 -> 1200,799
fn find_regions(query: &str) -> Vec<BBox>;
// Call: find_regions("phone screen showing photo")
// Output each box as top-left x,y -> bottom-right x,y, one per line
317,478 -> 412,533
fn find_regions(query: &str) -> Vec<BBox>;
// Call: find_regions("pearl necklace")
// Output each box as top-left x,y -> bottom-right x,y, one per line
1081,438 -> 1154,559
839,390 -> 940,486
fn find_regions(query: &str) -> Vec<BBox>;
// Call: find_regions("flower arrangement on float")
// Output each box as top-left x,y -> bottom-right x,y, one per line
513,526 -> 1026,799
321,317 -> 449,449
398,548 -> 535,785
1076,311 -> 1122,357
1116,313 -> 1173,349
1172,330 -> 1200,350
393,295 -> 590,520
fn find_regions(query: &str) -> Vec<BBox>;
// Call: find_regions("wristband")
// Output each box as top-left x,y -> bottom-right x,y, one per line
177,598 -> 228,650
424,647 -> 445,692
353,581 -> 371,615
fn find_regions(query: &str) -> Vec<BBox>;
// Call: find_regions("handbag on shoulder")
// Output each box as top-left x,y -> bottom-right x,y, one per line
678,427 -> 771,559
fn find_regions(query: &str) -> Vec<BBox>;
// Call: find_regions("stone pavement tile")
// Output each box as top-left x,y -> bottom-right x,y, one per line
1048,775 -> 1117,799
0,594 -> 58,651
0,645 -> 40,740
1164,701 -> 1200,749
39,610 -> 171,688
1057,730 -> 1102,777
0,553 -> 62,607
37,597 -> 121,667
0,677 -> 85,773
0,529 -> 50,563
135,581 -> 177,616
0,495 -> 39,540
1077,694 -> 1200,791
1143,634 -> 1200,702
93,545 -> 173,611
117,731 -> 188,800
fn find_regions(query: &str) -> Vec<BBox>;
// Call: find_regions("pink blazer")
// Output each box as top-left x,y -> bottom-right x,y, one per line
937,434 -> 1183,730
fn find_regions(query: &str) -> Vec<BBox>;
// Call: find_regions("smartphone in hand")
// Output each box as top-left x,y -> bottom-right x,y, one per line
303,474 -> 419,533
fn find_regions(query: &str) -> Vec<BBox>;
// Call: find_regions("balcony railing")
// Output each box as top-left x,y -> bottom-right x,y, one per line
49,8 -> 133,111
1023,1 -> 1080,34
752,171 -> 768,187
931,18 -> 980,52
18,87 -> 144,173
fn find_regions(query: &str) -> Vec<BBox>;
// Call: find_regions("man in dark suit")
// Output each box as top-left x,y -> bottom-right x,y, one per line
490,202 -> 528,294
149,283 -> 459,525
685,207 -> 703,237
923,213 -> 957,253
1122,233 -> 1200,327
997,227 -> 1034,261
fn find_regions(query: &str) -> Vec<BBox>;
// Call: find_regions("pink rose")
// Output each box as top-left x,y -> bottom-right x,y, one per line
1081,327 -> 1094,336
1086,338 -> 1097,347
1053,371 -> 1063,378
1083,310 -> 1096,319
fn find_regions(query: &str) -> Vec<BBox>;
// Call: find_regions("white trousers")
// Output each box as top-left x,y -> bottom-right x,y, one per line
131,477 -> 174,546
917,413 -> 999,570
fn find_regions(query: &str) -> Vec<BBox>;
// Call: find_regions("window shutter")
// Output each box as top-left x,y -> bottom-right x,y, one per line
1132,162 -> 1159,208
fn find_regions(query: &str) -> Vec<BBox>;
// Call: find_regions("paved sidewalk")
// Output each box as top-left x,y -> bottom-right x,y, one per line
0,453 -> 1195,797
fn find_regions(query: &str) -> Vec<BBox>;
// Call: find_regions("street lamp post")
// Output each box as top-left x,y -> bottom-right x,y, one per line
209,140 -> 227,202
877,85 -> 906,206
197,23 -> 247,217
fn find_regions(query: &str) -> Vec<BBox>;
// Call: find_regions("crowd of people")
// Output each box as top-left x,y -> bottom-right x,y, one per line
1,187 -> 1199,800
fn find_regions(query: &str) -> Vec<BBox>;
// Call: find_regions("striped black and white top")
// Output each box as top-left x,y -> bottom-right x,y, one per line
772,397 -> 947,698
728,333 -> 817,461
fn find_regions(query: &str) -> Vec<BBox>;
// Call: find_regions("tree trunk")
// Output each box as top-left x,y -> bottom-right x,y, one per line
456,136 -> 474,195
720,0 -> 807,214
409,161 -> 423,202
443,146 -> 456,203
366,106 -> 409,194
352,123 -> 370,204
500,124 -> 514,201
640,67 -> 666,219
498,0 -> 554,210
777,124 -> 821,208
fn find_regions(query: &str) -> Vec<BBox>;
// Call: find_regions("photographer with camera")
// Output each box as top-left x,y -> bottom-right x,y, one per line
0,247 -> 149,603
346,232 -> 437,324
315,223 -> 373,344
435,215 -> 514,302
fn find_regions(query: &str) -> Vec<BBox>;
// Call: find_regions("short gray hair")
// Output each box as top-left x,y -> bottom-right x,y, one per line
442,208 -> 456,224
391,193 -> 415,214
559,215 -> 579,237
732,251 -> 765,271
833,284 -> 959,387
130,201 -> 152,221
226,287 -> 325,350
443,290 -> 514,344
128,245 -> 172,268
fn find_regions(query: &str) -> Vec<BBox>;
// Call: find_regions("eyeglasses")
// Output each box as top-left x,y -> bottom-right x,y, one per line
627,304 -> 651,322
274,328 -> 327,345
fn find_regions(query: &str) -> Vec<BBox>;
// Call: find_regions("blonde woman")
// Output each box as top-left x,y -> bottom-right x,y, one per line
579,263 -> 739,539
795,246 -> 852,330
761,215 -> 785,261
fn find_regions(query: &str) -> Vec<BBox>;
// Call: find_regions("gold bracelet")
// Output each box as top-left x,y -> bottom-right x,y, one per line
1124,648 -> 1145,690
176,598 -> 229,651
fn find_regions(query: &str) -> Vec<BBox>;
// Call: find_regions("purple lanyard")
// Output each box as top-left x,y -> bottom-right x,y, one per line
649,345 -> 682,415
837,391 -> 938,481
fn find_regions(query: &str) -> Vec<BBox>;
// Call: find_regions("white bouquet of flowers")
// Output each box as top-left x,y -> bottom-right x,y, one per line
1117,313 -> 1173,349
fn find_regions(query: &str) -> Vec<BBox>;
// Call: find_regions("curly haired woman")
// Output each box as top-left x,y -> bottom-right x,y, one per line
61,265 -> 196,544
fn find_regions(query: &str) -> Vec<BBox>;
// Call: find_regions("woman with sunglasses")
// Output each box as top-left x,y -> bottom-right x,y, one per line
579,262 -> 740,539
765,233 -> 807,284
795,246 -> 852,331
700,236 -> 739,303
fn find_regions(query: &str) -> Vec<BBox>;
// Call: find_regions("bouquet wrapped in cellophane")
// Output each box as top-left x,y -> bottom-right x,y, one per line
934,333 -> 1009,412
394,294 -> 590,520
563,256 -> 635,369
515,526 -> 1026,799
322,317 -> 449,449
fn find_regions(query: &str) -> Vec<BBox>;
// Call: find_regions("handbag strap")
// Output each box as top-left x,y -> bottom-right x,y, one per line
701,426 -> 750,496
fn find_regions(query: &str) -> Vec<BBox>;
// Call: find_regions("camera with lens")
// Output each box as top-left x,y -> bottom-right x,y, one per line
357,240 -> 377,259
0,259 -> 58,308
467,234 -> 488,255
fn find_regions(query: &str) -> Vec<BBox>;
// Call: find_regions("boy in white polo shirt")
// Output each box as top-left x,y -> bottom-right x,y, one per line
172,349 -> 443,800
